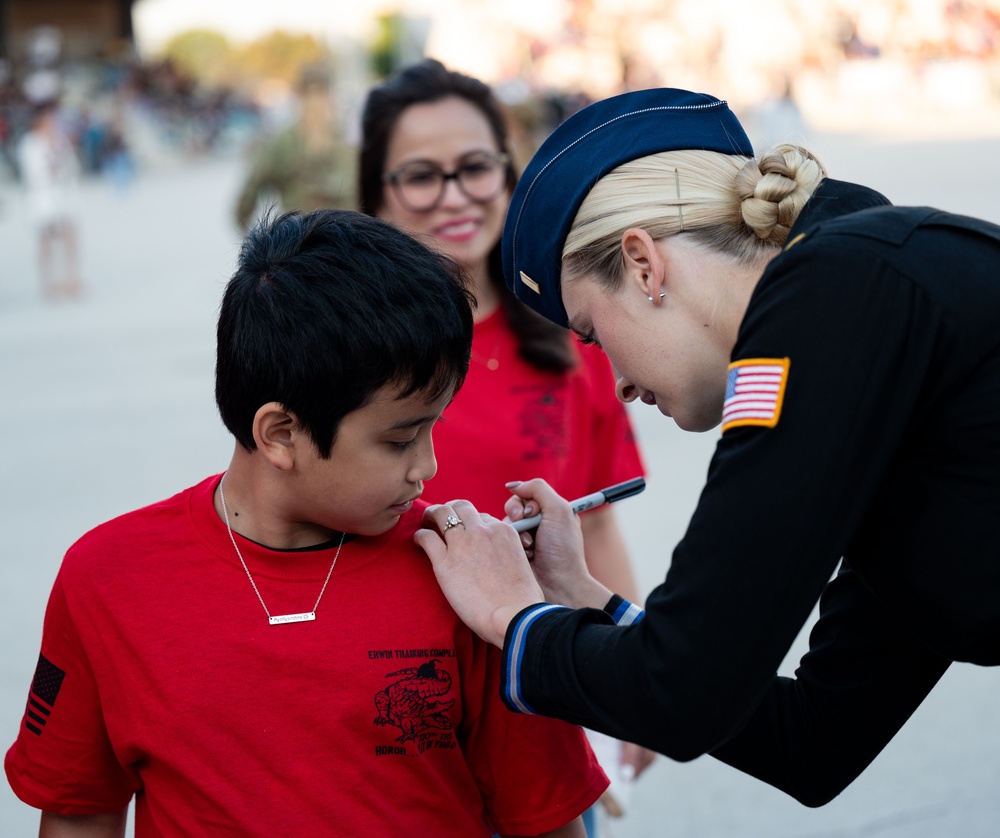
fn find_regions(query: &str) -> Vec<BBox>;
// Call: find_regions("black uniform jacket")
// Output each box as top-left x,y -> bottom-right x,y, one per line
502,179 -> 1000,805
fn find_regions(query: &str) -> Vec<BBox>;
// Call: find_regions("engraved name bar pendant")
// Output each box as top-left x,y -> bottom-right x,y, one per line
269,612 -> 316,625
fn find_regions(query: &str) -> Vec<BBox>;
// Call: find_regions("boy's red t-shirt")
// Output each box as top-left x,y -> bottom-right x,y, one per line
5,475 -> 607,835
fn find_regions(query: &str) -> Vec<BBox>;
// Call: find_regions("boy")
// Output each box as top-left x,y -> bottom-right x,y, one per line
5,210 -> 606,836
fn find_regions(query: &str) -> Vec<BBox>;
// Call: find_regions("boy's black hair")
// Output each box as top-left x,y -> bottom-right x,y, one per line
359,58 -> 575,374
216,209 -> 474,457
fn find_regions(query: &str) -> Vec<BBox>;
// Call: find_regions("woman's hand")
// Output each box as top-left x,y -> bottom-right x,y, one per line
415,500 -> 545,648
505,479 -> 613,610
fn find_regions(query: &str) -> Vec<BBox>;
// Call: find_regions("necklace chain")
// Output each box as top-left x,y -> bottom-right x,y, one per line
218,475 -> 346,626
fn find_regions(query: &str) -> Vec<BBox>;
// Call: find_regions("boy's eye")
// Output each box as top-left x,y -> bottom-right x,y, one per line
576,332 -> 600,348
391,437 -> 419,451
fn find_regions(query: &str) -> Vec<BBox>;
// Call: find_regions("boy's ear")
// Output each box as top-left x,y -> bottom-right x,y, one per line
252,402 -> 299,471
621,227 -> 666,302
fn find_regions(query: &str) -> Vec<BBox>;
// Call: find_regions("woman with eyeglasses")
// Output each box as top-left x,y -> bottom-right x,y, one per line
359,59 -> 655,829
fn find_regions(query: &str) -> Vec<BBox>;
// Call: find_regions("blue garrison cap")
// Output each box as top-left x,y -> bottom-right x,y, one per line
502,88 -> 754,327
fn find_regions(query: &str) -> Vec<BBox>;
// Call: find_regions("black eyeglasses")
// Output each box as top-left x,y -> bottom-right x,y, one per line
382,152 -> 510,212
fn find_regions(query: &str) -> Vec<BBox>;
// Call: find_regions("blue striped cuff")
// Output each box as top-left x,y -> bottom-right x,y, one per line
503,603 -> 567,714
606,595 -> 645,626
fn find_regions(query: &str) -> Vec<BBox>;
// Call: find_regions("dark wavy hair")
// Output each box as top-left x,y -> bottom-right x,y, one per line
359,58 -> 574,374
216,209 -> 474,456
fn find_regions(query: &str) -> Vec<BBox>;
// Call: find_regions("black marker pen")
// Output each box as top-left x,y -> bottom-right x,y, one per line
511,477 -> 646,533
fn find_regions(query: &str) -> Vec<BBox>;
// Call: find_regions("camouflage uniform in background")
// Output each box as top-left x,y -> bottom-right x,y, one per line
234,126 -> 357,230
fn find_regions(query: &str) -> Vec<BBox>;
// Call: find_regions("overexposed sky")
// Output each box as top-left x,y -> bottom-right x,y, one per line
131,0 -> 567,83
131,0 -> 1000,110
132,0 -> 565,50
132,0 -> 386,52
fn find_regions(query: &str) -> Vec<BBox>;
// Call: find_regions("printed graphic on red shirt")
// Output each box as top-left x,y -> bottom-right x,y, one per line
516,382 -> 568,462
373,657 -> 457,756
23,654 -> 66,736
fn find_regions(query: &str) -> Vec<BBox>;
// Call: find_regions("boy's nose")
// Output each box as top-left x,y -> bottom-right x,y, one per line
409,441 -> 437,484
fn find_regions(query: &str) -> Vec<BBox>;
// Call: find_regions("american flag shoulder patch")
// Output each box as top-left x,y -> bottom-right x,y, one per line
722,357 -> 790,433
24,653 -> 66,736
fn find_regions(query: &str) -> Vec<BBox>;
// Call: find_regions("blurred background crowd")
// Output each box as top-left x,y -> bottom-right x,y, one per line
1,0 -> 1000,221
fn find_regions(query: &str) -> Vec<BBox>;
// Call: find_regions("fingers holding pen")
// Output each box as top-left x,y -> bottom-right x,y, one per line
504,478 -> 581,537
503,478 -> 570,525
503,482 -> 535,555
503,480 -> 536,521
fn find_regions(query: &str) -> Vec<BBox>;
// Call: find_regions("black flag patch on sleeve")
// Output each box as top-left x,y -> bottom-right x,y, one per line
24,654 -> 66,736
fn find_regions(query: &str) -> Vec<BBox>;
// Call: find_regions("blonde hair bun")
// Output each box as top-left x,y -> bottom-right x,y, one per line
735,144 -> 826,244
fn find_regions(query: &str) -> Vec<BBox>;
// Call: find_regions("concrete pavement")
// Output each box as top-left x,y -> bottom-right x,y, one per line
2,130 -> 999,836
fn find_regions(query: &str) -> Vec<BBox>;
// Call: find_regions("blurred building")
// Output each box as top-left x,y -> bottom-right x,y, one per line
0,0 -> 137,62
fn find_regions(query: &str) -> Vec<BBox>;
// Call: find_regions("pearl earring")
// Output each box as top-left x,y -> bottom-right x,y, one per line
648,292 -> 665,302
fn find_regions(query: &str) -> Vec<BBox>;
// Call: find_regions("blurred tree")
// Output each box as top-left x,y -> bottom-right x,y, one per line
370,13 -> 405,79
234,31 -> 330,88
368,13 -> 429,80
157,29 -> 330,94
161,29 -> 233,88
